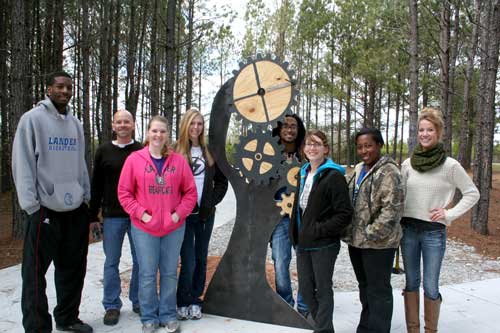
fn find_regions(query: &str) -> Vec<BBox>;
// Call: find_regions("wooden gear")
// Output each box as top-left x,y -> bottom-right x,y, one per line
230,55 -> 297,127
276,192 -> 295,216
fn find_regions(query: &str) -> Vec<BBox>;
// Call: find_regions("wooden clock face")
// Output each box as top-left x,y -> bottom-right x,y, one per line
232,60 -> 293,124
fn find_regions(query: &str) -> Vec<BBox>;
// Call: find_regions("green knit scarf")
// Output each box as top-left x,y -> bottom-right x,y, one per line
410,142 -> 447,172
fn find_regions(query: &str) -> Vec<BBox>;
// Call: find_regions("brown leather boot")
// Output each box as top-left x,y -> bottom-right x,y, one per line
403,290 -> 420,333
424,295 -> 442,333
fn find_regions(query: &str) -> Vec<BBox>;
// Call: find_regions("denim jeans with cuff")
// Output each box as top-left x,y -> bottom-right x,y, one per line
102,216 -> 139,311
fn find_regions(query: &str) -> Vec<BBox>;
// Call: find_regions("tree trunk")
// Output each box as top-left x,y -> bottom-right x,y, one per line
458,0 -> 481,170
408,0 -> 419,153
0,0 -> 11,192
97,0 -> 113,143
422,60 -> 429,107
345,72 -> 352,166
125,0 -> 137,117
337,69 -> 343,163
174,3 -> 182,138
34,0 -> 43,100
366,80 -> 375,128
127,0 -> 148,119
314,42 -> 319,128
393,78 -> 401,160
440,0 -> 451,153
43,0 -> 54,73
81,0 -> 92,172
363,79 -> 368,126
399,105 -> 405,165
112,2 -> 121,114
185,0 -> 194,110
53,0 -> 64,70
385,90 -> 390,155
471,0 -> 500,235
10,0 -> 32,239
150,0 -> 160,116
198,54 -> 202,110
447,3 -> 459,155
164,0 -> 176,134
376,85 -> 382,129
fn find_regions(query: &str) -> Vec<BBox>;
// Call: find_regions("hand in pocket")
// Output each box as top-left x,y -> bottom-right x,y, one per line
142,212 -> 152,223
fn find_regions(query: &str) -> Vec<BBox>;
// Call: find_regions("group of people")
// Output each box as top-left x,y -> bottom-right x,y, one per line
287,108 -> 479,333
12,70 -> 480,333
13,71 -> 228,333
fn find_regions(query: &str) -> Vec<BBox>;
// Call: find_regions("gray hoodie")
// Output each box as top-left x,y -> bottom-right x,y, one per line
12,97 -> 90,214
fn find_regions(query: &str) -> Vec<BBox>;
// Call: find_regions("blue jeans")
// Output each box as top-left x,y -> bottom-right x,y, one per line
271,216 -> 308,313
401,224 -> 446,300
177,214 -> 215,307
132,223 -> 186,325
102,217 -> 139,310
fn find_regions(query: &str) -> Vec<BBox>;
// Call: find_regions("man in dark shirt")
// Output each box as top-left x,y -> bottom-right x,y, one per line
89,109 -> 142,325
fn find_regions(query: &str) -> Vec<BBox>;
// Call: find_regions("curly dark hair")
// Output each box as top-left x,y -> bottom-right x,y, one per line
272,113 -> 306,155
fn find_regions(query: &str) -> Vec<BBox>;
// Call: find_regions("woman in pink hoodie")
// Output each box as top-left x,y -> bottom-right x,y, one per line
118,115 -> 197,333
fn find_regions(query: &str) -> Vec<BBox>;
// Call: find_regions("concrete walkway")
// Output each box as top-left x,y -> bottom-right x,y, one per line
1,185 -> 499,332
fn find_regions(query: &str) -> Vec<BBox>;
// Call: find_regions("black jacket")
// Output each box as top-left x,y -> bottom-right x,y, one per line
290,166 -> 353,249
192,155 -> 228,221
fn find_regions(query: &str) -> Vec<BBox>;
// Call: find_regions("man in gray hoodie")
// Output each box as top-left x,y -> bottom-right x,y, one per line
12,71 -> 93,333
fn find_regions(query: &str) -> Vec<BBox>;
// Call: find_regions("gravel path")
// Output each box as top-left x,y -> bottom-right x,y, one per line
209,219 -> 500,293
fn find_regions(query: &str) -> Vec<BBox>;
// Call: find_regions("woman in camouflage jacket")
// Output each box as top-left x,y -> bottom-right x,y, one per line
343,128 -> 405,333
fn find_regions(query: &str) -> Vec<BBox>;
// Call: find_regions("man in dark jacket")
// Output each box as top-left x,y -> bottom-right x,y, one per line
89,110 -> 143,325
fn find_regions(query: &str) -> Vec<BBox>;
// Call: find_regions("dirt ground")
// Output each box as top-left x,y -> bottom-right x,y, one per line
2,172 -> 500,276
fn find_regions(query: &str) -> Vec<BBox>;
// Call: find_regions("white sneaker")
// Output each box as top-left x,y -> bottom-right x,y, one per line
189,304 -> 202,320
142,323 -> 157,333
165,320 -> 179,333
177,306 -> 189,320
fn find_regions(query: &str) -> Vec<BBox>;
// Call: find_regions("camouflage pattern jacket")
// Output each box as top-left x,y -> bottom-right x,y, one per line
343,155 -> 404,249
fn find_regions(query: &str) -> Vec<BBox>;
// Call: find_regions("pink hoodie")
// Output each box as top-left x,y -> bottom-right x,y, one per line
118,146 -> 197,237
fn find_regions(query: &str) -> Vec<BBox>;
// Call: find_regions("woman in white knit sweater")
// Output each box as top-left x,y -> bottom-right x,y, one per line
400,108 -> 479,333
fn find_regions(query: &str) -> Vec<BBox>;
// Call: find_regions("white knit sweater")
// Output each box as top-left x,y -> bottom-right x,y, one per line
401,157 -> 479,226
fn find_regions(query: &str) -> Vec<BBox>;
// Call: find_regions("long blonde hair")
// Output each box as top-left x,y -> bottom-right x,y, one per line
144,115 -> 170,157
175,108 -> 214,166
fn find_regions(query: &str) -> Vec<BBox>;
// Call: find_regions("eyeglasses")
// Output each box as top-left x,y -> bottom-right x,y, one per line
305,142 -> 324,148
282,125 -> 297,130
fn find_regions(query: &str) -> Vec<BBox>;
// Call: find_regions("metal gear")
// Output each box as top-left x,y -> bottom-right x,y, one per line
276,156 -> 301,193
233,129 -> 282,185
276,192 -> 295,216
228,54 -> 299,129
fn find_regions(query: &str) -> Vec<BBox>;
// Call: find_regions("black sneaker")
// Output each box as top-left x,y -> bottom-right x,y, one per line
56,319 -> 93,332
103,309 -> 120,326
133,304 -> 141,315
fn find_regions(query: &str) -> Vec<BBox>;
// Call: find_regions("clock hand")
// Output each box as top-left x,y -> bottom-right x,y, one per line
263,81 -> 292,93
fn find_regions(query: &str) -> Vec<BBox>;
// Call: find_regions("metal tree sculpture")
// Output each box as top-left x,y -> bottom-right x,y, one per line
204,55 -> 310,329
